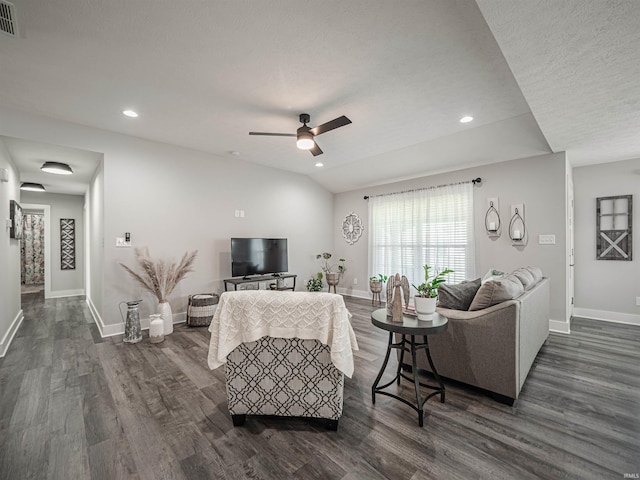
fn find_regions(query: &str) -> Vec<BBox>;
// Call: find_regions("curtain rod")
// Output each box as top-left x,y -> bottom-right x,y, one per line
363,177 -> 481,200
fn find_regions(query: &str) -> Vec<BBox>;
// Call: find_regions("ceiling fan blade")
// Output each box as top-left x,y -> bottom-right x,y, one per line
249,132 -> 296,137
310,142 -> 323,156
310,116 -> 352,136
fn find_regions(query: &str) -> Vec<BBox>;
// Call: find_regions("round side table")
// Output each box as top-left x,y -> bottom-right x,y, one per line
371,308 -> 448,427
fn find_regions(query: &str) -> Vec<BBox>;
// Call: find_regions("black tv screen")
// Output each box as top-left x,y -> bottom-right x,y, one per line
231,238 -> 288,277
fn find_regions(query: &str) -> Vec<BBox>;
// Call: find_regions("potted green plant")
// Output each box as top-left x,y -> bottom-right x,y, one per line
369,274 -> 388,293
316,252 -> 346,292
411,265 -> 453,319
306,272 -> 324,292
369,274 -> 387,305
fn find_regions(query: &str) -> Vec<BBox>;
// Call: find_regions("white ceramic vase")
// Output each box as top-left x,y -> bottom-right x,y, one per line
157,301 -> 173,335
414,296 -> 437,320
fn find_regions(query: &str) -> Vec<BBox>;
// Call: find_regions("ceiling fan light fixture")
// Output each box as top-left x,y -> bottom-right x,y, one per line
20,182 -> 46,192
296,132 -> 315,150
41,161 -> 73,175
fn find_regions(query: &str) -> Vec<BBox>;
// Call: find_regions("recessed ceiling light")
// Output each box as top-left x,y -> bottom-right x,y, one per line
315,162 -> 323,167
41,161 -> 73,175
122,110 -> 139,118
230,151 -> 240,156
20,182 -> 46,192
460,116 -> 474,123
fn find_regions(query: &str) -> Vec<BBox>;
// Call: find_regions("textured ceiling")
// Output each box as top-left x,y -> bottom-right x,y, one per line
476,0 -> 640,167
0,1 -> 637,194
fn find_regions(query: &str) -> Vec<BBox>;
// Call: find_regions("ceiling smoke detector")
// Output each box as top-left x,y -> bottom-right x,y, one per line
0,1 -> 19,37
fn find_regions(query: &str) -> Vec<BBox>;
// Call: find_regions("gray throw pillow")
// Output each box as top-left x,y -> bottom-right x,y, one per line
512,267 -> 535,290
437,278 -> 481,311
469,274 -> 525,311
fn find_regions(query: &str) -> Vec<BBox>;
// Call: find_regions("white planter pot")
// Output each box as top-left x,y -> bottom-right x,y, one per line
414,296 -> 437,320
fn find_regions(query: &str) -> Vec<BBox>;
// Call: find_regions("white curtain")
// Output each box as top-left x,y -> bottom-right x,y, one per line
368,181 -> 475,286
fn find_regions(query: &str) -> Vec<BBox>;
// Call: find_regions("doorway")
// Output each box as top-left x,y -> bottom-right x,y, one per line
21,209 -> 44,293
20,204 -> 51,298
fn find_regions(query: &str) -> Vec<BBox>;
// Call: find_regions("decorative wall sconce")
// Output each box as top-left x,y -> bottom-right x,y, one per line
509,204 -> 526,245
485,197 -> 501,237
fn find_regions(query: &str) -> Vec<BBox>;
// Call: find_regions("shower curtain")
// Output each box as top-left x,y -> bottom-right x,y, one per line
21,213 -> 45,285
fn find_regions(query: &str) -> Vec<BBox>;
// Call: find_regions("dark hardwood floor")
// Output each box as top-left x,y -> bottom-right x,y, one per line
0,292 -> 638,479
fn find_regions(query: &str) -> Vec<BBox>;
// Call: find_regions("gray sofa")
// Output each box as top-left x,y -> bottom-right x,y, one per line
411,277 -> 550,404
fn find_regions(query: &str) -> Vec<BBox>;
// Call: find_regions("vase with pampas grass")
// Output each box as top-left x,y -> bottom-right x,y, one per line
120,247 -> 198,335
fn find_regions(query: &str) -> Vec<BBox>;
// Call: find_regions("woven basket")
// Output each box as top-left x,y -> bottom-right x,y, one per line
186,293 -> 219,327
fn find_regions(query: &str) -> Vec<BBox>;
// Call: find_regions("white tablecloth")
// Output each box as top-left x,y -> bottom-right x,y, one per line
207,290 -> 359,377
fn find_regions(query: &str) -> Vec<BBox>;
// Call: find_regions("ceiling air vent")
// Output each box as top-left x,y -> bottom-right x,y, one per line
0,1 -> 18,37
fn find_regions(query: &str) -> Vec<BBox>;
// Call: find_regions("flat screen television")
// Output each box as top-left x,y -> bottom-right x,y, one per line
231,238 -> 288,277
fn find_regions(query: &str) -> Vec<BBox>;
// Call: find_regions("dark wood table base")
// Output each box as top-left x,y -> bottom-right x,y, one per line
372,332 -> 445,427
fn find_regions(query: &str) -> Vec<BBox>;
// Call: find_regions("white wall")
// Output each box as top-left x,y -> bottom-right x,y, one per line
20,191 -> 85,296
573,158 -> 640,325
333,152 -> 569,329
0,138 -> 23,357
0,108 -> 334,334
86,161 -> 104,328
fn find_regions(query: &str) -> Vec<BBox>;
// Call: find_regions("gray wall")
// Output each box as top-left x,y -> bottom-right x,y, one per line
0,138 -> 22,357
20,191 -> 85,295
573,158 -> 640,325
0,108 -> 334,334
333,152 -> 569,327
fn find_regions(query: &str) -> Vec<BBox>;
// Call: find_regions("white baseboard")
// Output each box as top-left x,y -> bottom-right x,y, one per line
50,288 -> 85,298
0,309 -> 24,358
337,286 -> 374,300
549,319 -> 570,334
573,307 -> 640,327
87,303 -> 186,338
86,296 -> 107,337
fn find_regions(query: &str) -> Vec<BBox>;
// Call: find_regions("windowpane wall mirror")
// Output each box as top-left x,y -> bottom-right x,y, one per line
596,195 -> 632,260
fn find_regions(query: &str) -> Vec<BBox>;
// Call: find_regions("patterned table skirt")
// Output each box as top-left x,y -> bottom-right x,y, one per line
225,336 -> 344,426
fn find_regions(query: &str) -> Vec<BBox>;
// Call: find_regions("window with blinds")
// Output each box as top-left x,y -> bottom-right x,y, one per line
368,181 -> 475,287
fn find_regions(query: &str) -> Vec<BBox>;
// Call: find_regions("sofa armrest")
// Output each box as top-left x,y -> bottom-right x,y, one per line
436,298 -> 518,320
422,300 -> 520,399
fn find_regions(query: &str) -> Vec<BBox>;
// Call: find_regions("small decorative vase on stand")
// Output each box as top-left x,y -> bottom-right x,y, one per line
119,299 -> 143,344
149,313 -> 165,344
370,281 -> 383,305
325,272 -> 339,293
158,301 -> 173,335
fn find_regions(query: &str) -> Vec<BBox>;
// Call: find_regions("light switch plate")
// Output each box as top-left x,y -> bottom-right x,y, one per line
539,234 -> 556,245
116,237 -> 131,247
